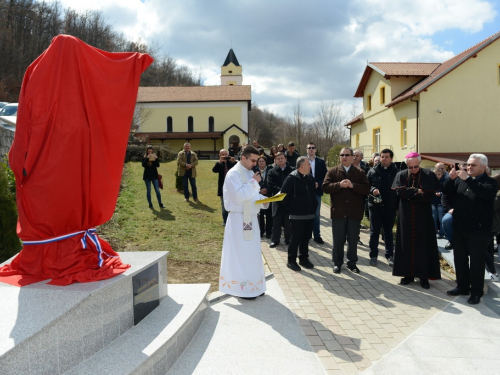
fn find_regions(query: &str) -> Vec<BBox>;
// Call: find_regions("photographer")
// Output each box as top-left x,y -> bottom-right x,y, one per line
142,145 -> 165,209
212,149 -> 236,225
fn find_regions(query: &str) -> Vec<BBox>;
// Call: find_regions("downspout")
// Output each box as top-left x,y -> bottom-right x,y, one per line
410,96 -> 419,152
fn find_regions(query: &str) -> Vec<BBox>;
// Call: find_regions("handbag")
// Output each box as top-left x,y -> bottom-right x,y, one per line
158,174 -> 163,189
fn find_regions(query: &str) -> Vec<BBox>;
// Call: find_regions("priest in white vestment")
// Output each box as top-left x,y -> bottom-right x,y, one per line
219,145 -> 269,299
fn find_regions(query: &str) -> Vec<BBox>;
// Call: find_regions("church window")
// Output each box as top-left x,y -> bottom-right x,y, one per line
367,94 -> 372,111
209,116 -> 214,132
373,128 -> 380,153
188,116 -> 193,132
380,86 -> 385,105
228,70 -> 232,73
166,116 -> 173,132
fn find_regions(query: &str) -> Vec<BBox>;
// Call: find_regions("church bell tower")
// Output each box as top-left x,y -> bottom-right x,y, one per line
221,49 -> 242,85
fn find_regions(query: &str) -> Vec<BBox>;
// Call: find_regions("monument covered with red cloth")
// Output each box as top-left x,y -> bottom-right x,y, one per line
0,35 -> 153,286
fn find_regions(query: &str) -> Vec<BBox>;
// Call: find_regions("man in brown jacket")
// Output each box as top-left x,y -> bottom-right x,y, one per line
177,143 -> 199,202
322,147 -> 370,274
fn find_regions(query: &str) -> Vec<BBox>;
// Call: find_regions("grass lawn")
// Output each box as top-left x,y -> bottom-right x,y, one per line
98,160 -> 225,292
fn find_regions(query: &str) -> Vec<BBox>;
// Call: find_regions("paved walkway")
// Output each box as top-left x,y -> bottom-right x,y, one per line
261,203 -> 500,374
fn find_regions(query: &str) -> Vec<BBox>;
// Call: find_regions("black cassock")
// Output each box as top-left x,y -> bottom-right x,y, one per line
391,169 -> 441,280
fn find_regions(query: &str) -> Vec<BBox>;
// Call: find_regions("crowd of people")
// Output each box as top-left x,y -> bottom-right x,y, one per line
139,142 -> 500,306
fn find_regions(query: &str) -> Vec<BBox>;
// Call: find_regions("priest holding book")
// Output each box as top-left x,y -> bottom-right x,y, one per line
219,145 -> 269,300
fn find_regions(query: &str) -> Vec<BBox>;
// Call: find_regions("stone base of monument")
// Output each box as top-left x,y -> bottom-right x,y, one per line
0,251 -> 210,375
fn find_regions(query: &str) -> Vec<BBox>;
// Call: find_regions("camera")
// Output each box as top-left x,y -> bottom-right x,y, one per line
225,156 -> 231,161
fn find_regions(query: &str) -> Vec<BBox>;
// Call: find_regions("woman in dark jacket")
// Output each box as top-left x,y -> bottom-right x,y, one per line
257,156 -> 273,238
142,146 -> 165,209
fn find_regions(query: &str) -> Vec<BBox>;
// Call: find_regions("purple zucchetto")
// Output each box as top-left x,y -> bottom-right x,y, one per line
405,152 -> 420,159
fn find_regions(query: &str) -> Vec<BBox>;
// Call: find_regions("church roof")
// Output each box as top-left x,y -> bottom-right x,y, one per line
137,85 -> 251,103
223,49 -> 240,66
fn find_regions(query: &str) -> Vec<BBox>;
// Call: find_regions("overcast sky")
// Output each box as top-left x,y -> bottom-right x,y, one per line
48,0 -> 500,120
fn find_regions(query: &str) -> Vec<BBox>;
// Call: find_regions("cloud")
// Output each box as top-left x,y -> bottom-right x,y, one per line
45,0 -> 499,119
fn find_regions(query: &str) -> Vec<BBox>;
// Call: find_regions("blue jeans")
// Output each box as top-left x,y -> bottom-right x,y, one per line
313,195 -> 322,238
441,212 -> 453,242
220,196 -> 228,223
145,179 -> 162,206
182,175 -> 198,200
431,204 -> 445,236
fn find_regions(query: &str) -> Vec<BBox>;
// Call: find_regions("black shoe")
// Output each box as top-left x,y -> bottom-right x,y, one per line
400,277 -> 414,285
159,203 -> 165,208
333,265 -> 341,274
387,256 -> 394,267
149,203 -> 153,209
447,287 -> 470,296
285,239 -> 290,245
299,259 -> 314,269
467,295 -> 481,304
270,242 -> 280,248
287,262 -> 301,272
347,265 -> 360,274
314,237 -> 324,244
420,279 -> 430,289
266,234 -> 272,239
445,241 -> 453,250
240,296 -> 257,300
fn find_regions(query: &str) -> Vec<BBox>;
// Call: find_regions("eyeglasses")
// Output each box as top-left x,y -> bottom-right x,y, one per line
339,154 -> 352,157
307,147 -> 316,149
248,158 -> 258,163
407,165 -> 420,170
353,155 -> 360,157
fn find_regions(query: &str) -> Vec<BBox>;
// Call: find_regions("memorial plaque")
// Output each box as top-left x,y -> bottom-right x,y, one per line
132,263 -> 160,325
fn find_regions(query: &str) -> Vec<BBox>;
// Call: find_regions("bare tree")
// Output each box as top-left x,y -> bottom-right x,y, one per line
312,100 -> 349,156
290,99 -> 308,152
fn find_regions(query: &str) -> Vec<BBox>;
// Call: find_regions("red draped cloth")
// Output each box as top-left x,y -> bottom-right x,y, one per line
0,35 -> 153,286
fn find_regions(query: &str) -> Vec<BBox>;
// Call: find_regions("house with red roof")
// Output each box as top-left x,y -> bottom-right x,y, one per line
346,31 -> 500,170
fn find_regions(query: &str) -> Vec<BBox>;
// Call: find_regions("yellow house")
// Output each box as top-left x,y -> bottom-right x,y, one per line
135,49 -> 251,158
346,30 -> 500,170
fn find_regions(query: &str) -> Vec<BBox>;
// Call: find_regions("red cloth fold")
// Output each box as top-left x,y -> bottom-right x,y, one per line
0,35 -> 153,286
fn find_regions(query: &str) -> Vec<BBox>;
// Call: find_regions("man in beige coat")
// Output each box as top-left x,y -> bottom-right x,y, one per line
177,143 -> 199,202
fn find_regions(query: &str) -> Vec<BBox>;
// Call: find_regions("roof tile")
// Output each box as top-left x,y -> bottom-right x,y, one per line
137,86 -> 251,103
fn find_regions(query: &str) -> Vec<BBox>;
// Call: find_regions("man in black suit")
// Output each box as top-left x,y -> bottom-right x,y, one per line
212,149 -> 236,225
306,142 -> 328,244
366,148 -> 399,267
267,152 -> 294,247
444,154 -> 499,304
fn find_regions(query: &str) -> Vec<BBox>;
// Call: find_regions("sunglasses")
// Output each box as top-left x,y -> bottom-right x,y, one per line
307,147 -> 316,149
407,165 -> 420,170
339,154 -> 352,157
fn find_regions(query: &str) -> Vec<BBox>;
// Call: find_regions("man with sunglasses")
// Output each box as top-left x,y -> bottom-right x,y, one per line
444,154 -> 498,305
306,142 -> 328,244
322,147 -> 370,274
391,152 -> 441,289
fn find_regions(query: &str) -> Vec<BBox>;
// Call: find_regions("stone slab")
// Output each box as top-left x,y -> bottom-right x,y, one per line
167,278 -> 326,375
65,283 -> 210,375
0,251 -> 168,374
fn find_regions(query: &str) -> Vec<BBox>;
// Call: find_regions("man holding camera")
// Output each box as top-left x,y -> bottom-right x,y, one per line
212,149 -> 236,225
444,154 -> 498,304
366,149 -> 399,267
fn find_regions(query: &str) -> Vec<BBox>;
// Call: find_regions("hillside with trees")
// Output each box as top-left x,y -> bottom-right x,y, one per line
0,0 -> 201,102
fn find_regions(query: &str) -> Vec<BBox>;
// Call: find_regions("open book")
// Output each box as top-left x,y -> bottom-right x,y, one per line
255,193 -> 286,204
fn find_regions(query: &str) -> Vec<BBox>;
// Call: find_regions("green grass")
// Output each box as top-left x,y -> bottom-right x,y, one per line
98,160 -> 225,291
